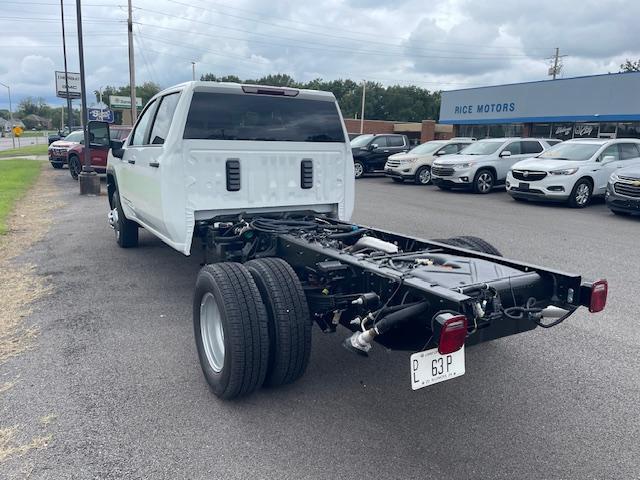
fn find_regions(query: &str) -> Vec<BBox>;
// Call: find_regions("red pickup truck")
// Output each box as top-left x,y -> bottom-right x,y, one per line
67,125 -> 132,180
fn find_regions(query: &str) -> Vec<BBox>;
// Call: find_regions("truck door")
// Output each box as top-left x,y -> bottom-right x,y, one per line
128,92 -> 181,237
120,98 -> 158,223
368,136 -> 388,170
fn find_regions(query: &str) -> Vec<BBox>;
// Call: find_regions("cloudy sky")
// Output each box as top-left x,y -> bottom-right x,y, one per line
1,0 -> 639,110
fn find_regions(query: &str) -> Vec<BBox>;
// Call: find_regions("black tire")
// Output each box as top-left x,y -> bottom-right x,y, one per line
51,162 -> 63,169
568,178 -> 593,208
68,155 -> 81,180
391,177 -> 404,183
112,189 -> 138,248
473,169 -> 495,194
193,263 -> 270,399
245,258 -> 312,387
433,235 -> 502,256
415,165 -> 432,185
354,160 -> 365,179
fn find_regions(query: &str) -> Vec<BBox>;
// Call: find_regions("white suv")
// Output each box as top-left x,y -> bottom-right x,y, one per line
431,138 -> 557,193
507,138 -> 640,207
384,138 -> 474,185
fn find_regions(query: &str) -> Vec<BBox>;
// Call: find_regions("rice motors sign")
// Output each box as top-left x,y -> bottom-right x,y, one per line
55,71 -> 81,99
439,72 -> 640,124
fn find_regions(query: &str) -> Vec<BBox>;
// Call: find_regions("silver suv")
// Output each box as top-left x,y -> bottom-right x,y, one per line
431,138 -> 558,193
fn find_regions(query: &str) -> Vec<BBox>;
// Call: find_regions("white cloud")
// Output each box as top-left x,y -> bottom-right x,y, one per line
0,0 -> 638,110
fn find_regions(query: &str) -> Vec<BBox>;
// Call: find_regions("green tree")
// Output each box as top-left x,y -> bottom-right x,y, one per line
96,81 -> 161,107
620,59 -> 640,72
195,73 -> 442,121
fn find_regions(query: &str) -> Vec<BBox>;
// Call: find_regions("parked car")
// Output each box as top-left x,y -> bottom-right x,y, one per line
67,125 -> 132,180
606,164 -> 640,216
48,125 -> 82,145
506,139 -> 640,207
350,134 -> 409,178
431,138 -> 553,193
48,130 -> 85,169
384,137 -> 475,185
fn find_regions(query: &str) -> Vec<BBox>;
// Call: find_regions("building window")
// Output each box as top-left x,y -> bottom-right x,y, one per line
599,123 -> 617,136
573,123 -> 598,138
617,122 -> 640,139
552,123 -> 573,140
488,124 -> 505,138
531,123 -> 551,138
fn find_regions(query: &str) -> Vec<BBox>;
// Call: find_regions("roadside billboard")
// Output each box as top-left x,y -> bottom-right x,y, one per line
55,71 -> 81,99
88,108 -> 115,123
109,95 -> 143,110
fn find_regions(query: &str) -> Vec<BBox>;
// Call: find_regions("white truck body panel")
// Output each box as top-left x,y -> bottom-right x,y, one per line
109,82 -> 354,256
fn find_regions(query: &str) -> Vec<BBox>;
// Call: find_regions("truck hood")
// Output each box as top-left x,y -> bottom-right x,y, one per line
511,157 -> 587,172
49,140 -> 79,149
433,153 -> 486,165
616,163 -> 640,179
388,152 -> 435,161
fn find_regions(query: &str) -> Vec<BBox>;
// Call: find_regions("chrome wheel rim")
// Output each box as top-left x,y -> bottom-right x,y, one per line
354,162 -> 364,178
477,172 -> 493,192
418,168 -> 431,184
575,183 -> 590,205
200,292 -> 225,373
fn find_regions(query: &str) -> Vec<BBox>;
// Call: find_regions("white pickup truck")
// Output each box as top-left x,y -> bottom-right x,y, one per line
89,82 -> 608,400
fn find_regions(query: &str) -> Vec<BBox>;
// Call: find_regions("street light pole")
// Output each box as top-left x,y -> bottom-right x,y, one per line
75,0 -> 100,195
191,61 -> 196,81
60,0 -> 73,131
127,0 -> 137,124
0,82 -> 15,148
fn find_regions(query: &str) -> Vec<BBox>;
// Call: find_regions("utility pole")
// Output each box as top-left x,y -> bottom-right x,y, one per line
60,0 -> 73,130
0,82 -> 15,148
548,47 -> 567,80
76,0 -> 100,195
127,0 -> 137,124
191,61 -> 196,81
359,80 -> 366,134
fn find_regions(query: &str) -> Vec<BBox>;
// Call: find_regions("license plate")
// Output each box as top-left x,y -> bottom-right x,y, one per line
519,182 -> 530,190
410,346 -> 465,390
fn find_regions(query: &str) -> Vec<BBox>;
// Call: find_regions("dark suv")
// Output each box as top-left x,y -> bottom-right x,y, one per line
350,134 -> 409,178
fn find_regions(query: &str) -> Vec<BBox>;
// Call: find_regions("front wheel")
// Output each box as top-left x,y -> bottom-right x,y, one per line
354,161 -> 365,179
415,166 -> 432,185
111,189 -> 138,248
68,155 -> 81,180
473,169 -> 495,194
193,263 -> 270,399
568,179 -> 592,208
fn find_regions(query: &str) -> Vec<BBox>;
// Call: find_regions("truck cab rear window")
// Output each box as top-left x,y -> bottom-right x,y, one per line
183,92 -> 345,143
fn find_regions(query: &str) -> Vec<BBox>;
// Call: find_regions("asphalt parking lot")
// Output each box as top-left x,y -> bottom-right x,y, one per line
2,170 -> 639,479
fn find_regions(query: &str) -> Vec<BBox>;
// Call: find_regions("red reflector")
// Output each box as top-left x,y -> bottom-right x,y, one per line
438,315 -> 468,355
589,279 -> 608,313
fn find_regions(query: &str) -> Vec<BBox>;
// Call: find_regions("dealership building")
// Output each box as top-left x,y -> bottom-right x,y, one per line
438,72 -> 640,140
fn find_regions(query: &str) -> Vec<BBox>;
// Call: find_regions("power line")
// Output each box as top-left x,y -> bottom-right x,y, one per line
162,0 -> 553,53
133,7 -> 537,60
133,19 -> 536,61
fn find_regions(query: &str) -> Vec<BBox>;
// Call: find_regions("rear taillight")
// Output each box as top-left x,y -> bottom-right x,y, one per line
589,279 -> 608,313
438,315 -> 468,355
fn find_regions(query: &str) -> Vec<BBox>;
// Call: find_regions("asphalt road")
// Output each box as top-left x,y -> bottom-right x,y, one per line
3,171 -> 639,479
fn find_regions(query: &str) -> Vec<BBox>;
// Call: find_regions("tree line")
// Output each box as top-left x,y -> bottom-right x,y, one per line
200,73 -> 441,122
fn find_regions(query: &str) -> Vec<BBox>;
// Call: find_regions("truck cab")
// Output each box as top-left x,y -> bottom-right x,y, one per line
96,82 -> 354,255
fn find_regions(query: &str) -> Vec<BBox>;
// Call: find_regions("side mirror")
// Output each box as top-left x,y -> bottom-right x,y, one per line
110,139 -> 125,159
370,143 -> 378,150
600,155 -> 616,164
88,120 -> 110,148
500,150 -> 512,157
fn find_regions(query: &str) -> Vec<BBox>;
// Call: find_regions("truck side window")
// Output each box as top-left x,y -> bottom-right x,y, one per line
387,136 -> 404,147
372,137 -> 387,148
149,93 -> 181,145
130,99 -> 158,146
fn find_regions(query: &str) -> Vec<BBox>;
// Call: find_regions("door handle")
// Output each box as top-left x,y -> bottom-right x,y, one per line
149,161 -> 159,168
127,159 -> 136,164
